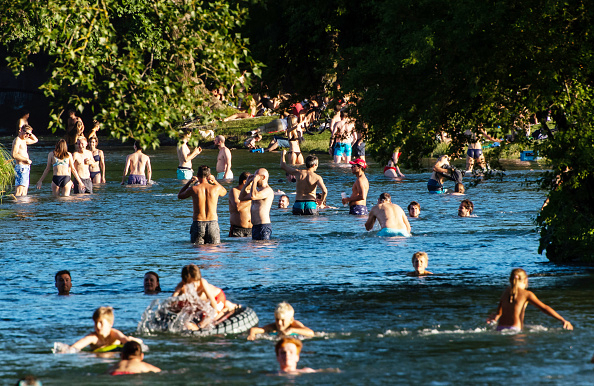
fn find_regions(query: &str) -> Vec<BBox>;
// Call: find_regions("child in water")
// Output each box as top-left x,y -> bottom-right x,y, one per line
173,264 -> 237,329
408,252 -> 433,276
487,268 -> 573,331
247,302 -> 314,340
276,337 -> 316,374
109,341 -> 161,375
58,306 -> 143,353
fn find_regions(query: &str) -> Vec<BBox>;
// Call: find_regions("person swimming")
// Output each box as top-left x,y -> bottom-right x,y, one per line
487,268 -> 573,332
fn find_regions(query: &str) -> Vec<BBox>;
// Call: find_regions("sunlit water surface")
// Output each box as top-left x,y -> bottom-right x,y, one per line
1,145 -> 593,385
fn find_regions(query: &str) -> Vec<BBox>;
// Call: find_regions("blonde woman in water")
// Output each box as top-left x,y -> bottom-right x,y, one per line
487,268 -> 573,331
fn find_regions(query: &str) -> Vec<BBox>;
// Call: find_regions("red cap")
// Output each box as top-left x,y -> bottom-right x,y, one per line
349,159 -> 367,169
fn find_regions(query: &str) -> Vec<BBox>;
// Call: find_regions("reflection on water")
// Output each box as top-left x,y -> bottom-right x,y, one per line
0,146 -> 593,384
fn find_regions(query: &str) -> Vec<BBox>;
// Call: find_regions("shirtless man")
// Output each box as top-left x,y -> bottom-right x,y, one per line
342,158 -> 369,215
55,270 -> 72,295
239,168 -> 274,240
332,110 -> 355,163
66,110 -> 83,150
228,171 -> 252,237
328,105 -> 342,156
72,136 -> 96,194
178,165 -> 227,244
214,135 -> 233,180
121,141 -> 152,185
280,150 -> 328,215
177,130 -> 202,180
427,155 -> 451,194
365,193 -> 411,237
11,124 -> 38,196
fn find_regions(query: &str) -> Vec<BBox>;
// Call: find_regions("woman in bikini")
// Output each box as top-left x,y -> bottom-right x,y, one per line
286,115 -> 304,165
383,150 -> 405,178
36,139 -> 86,196
88,135 -> 106,184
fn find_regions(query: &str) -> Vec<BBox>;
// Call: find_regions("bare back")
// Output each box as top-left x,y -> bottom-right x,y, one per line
229,186 -> 252,228
370,202 -> 410,231
186,180 -> 227,221
497,288 -> 530,329
295,170 -> 325,201
128,152 -> 150,176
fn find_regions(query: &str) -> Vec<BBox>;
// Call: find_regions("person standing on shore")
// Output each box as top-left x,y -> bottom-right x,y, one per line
228,171 -> 252,237
342,158 -> 369,215
121,141 -> 152,185
178,165 -> 227,245
11,124 -> 38,196
239,168 -> 274,240
177,129 -> 202,181
215,135 -> 233,180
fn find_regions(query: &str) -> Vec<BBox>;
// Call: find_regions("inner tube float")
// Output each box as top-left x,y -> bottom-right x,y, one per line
191,306 -> 259,337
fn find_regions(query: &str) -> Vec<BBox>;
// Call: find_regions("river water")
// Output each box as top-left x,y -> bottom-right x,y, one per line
1,144 -> 593,385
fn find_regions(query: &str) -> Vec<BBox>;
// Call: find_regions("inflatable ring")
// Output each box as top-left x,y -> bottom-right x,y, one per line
191,306 -> 259,336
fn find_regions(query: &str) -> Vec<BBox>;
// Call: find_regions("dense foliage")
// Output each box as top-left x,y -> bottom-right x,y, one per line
0,0 -> 259,148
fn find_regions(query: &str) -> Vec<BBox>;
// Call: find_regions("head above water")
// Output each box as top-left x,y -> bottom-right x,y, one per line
378,192 -> 391,203
121,340 -> 143,360
412,252 -> 429,274
255,168 -> 269,186
133,140 -> 141,151
93,306 -> 114,325
181,264 -> 201,283
408,201 -> 420,217
278,195 -> 290,208
305,155 -> 318,169
197,165 -> 211,179
239,171 -> 251,185
458,199 -> 474,217
55,270 -> 72,295
455,183 -> 465,194
275,336 -> 302,357
144,271 -> 161,294
275,302 -> 295,321
509,268 -> 528,303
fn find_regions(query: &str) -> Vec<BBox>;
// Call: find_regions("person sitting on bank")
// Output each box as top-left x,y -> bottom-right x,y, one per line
248,302 -> 314,340
365,193 -> 411,237
109,341 -> 161,375
55,270 -> 72,295
280,150 -> 328,215
121,141 -> 152,185
177,129 -> 202,181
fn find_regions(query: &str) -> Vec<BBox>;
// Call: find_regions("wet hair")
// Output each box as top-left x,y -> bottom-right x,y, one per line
144,271 -> 161,292
509,268 -> 527,303
54,139 -> 69,160
275,336 -> 303,356
121,341 -> 142,359
239,171 -> 251,184
379,192 -> 391,202
455,183 -> 465,193
305,155 -> 318,169
408,201 -> 420,211
412,251 -> 428,263
92,306 -> 114,324
275,302 -> 294,320
460,199 -> 474,214
55,270 -> 71,282
197,165 -> 211,179
133,140 -> 141,150
181,264 -> 201,284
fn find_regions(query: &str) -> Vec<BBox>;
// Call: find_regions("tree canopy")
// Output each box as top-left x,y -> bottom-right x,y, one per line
0,0 -> 259,147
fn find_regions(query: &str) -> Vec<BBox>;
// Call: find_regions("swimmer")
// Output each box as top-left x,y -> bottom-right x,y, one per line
144,271 -> 161,294
247,302 -> 314,340
275,337 -> 316,374
58,307 -> 143,353
408,252 -> 433,276
55,270 -> 72,295
109,341 -> 161,375
450,183 -> 465,195
121,141 -> 152,185
278,194 -> 290,209
173,264 -> 237,329
342,159 -> 369,215
280,151 -> 328,214
458,199 -> 474,217
487,268 -> 573,331
365,193 -> 411,237
407,201 -> 420,218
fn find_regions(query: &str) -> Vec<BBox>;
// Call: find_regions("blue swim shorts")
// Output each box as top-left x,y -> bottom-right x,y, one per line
128,174 -> 147,185
334,142 -> 352,157
349,204 -> 368,216
427,178 -> 444,194
377,228 -> 411,237
292,200 -> 318,215
14,164 -> 30,187
467,148 -> 483,159
177,167 -> 193,180
252,223 -> 272,240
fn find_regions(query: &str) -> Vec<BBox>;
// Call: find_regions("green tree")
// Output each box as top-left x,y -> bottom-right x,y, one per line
0,0 -> 259,147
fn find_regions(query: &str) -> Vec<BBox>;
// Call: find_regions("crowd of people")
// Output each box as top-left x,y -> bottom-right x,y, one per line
10,107 -> 580,381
